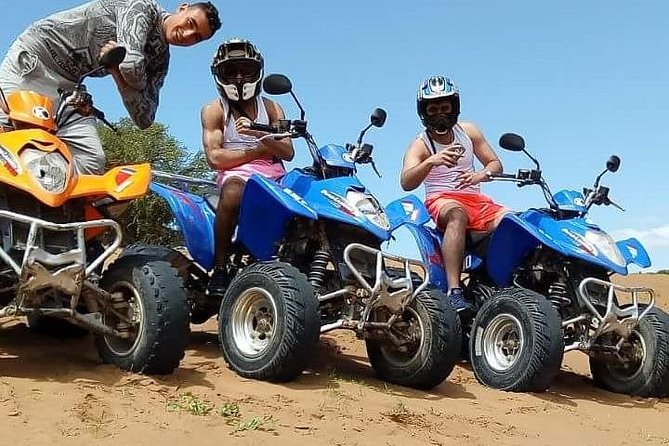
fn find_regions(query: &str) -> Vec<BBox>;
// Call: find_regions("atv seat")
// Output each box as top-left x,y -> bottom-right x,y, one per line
466,231 -> 493,257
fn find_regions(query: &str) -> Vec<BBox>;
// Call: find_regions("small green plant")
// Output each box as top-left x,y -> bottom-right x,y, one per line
218,402 -> 241,419
167,392 -> 211,416
231,415 -> 277,434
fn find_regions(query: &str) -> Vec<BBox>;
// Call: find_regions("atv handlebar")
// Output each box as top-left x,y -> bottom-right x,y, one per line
247,119 -> 307,137
491,169 -> 542,186
248,122 -> 275,133
490,172 -> 518,180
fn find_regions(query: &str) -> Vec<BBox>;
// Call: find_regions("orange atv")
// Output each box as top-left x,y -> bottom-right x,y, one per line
0,47 -> 189,374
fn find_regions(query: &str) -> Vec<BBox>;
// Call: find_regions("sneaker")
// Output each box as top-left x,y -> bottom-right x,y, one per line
447,288 -> 473,313
207,266 -> 233,296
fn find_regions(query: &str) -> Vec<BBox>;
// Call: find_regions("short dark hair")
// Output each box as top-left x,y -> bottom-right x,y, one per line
192,2 -> 221,35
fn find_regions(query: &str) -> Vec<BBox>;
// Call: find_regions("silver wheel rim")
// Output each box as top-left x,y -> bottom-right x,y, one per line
103,281 -> 144,356
379,307 -> 425,366
231,287 -> 277,358
606,329 -> 647,382
482,313 -> 524,372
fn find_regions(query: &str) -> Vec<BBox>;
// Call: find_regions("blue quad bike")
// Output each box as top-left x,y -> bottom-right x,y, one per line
144,74 -> 462,389
399,132 -> 669,397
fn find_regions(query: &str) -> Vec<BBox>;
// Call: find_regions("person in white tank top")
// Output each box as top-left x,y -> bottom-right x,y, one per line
400,75 -> 508,311
201,39 -> 294,296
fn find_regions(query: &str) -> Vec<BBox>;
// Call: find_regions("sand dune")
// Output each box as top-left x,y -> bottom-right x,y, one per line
1,273 -> 667,445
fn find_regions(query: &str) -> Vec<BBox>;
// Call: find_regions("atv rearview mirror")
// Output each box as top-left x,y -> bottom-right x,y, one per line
78,46 -> 127,84
263,73 -> 306,121
356,107 -> 387,145
499,133 -> 525,152
606,155 -> 621,173
100,46 -> 127,69
499,132 -> 541,170
370,108 -> 387,128
263,74 -> 292,95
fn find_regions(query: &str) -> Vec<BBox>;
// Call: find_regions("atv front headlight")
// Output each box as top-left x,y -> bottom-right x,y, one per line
20,148 -> 69,193
346,191 -> 390,230
585,230 -> 626,267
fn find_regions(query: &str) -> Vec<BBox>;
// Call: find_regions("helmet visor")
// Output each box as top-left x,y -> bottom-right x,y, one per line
215,60 -> 261,83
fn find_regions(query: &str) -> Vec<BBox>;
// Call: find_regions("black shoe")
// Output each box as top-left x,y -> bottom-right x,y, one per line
207,266 -> 233,296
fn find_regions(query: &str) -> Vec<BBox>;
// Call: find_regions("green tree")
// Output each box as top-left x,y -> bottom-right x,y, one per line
98,118 -> 214,246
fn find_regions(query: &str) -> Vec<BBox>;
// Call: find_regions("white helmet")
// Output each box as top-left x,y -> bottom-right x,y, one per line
211,38 -> 264,102
417,75 -> 460,133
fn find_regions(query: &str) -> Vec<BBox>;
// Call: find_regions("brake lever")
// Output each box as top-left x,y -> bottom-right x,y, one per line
256,132 -> 292,142
370,159 -> 382,178
607,198 -> 625,212
93,107 -> 117,132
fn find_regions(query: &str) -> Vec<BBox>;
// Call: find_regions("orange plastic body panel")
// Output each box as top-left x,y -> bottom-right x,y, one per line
0,129 -> 151,207
6,90 -> 56,131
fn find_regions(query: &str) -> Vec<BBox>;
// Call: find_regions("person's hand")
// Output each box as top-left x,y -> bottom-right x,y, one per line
99,41 -> 121,72
427,146 -> 463,168
456,171 -> 489,189
235,116 -> 257,136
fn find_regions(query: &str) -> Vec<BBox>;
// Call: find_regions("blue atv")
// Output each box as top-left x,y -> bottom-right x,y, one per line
398,132 -> 669,397
148,74 -> 461,389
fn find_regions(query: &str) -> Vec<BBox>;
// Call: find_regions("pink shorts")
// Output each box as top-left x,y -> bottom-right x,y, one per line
425,191 -> 507,232
217,159 -> 285,187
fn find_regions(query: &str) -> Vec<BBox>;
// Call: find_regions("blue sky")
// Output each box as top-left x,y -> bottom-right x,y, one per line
1,1 -> 668,270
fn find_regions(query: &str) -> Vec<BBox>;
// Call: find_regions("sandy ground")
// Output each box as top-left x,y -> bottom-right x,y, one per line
1,274 -> 668,446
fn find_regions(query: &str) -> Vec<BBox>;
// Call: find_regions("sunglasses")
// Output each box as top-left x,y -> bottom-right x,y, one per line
217,60 -> 260,80
425,103 -> 453,115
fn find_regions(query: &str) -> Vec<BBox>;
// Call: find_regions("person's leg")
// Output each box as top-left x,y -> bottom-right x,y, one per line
214,177 -> 245,266
209,177 -> 245,294
0,45 -> 45,122
435,201 -> 472,311
57,114 -> 106,174
437,203 -> 468,290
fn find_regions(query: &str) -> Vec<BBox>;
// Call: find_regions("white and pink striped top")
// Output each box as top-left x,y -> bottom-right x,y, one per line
420,124 -> 479,197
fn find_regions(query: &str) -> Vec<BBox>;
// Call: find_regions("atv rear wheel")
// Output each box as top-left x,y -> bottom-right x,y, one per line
94,255 -> 190,374
590,307 -> 669,397
219,261 -> 319,382
470,287 -> 564,392
366,288 -> 461,389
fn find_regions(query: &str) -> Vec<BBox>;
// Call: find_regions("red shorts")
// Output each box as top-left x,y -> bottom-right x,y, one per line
425,191 -> 506,232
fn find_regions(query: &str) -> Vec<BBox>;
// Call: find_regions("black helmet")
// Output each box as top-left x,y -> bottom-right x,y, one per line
416,75 -> 460,134
211,38 -> 264,102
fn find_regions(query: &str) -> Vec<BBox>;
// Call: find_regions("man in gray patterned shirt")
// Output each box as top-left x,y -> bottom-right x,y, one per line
0,0 -> 221,174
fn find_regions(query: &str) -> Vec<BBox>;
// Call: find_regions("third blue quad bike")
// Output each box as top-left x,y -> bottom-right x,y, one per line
149,74 -> 462,389
398,132 -> 669,397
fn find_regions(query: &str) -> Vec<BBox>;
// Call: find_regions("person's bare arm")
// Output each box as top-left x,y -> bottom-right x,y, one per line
456,122 -> 503,188
201,101 -> 270,170
400,137 -> 461,191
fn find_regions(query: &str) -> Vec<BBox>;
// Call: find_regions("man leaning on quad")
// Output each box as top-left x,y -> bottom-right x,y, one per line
0,0 -> 221,174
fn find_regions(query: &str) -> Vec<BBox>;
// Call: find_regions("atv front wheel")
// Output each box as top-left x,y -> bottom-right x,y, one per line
118,244 -> 213,324
590,307 -> 669,397
470,287 -> 564,392
366,288 -> 462,389
94,255 -> 190,374
219,261 -> 319,382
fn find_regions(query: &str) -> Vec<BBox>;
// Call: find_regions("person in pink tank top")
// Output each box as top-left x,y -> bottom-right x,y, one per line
400,75 -> 508,312
201,39 -> 294,294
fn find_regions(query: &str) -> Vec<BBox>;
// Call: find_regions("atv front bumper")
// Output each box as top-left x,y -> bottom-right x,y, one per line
0,209 -> 122,314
